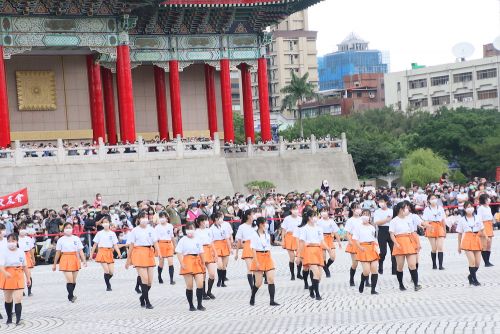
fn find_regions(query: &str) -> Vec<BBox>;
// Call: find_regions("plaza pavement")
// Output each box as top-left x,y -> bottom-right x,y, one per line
1,232 -> 499,334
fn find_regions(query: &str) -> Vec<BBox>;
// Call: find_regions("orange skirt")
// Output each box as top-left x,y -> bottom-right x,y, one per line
250,251 -> 275,272
0,267 -> 24,290
158,240 -> 174,258
392,234 -> 417,256
180,254 -> 205,275
302,244 -> 324,267
95,248 -> 114,264
203,244 -> 216,264
214,240 -> 230,257
425,221 -> 446,238
322,234 -> 335,250
242,241 -> 253,259
345,242 -> 357,254
59,252 -> 81,272
356,242 -> 380,262
131,246 -> 156,268
461,232 -> 482,251
283,232 -> 298,251
483,220 -> 494,238
24,251 -> 34,269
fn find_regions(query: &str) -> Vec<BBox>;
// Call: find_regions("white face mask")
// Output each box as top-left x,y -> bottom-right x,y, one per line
19,229 -> 27,236
264,223 -> 269,230
204,221 -> 210,228
7,242 -> 17,250
361,216 -> 370,223
465,207 -> 475,214
139,219 -> 148,226
403,208 -> 410,216
430,199 -> 438,205
102,223 -> 110,229
186,230 -> 195,238
159,218 -> 167,224
291,209 -> 299,216
354,209 -> 362,216
379,202 -> 386,209
320,212 -> 329,218
64,228 -> 73,236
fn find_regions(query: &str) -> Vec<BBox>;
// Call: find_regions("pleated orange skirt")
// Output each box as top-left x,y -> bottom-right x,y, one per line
322,234 -> 335,250
214,240 -> 230,257
392,234 -> 417,256
180,254 -> 205,275
283,232 -> 298,251
131,246 -> 156,268
483,220 -> 494,238
425,221 -> 446,238
24,251 -> 34,269
242,241 -> 253,259
59,252 -> 81,272
355,242 -> 380,262
95,248 -> 114,264
250,251 -> 275,272
203,244 -> 216,264
345,242 -> 358,254
302,244 -> 324,267
158,240 -> 174,258
0,267 -> 24,290
461,232 -> 482,251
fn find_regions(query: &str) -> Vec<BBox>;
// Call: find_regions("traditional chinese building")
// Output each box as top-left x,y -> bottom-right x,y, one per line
0,0 -> 321,148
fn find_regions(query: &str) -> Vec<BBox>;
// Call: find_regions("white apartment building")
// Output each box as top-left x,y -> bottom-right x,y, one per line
384,56 -> 500,112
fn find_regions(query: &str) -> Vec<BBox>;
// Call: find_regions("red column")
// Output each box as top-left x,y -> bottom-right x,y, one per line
101,68 -> 118,145
0,46 -> 11,148
258,57 -> 272,142
220,59 -> 234,143
204,64 -> 217,140
169,60 -> 183,138
116,45 -> 136,143
239,63 -> 255,143
86,55 -> 106,143
154,66 -> 169,141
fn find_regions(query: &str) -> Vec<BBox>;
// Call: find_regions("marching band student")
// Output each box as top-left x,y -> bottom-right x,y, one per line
195,215 -> 217,299
176,223 -> 206,311
0,234 -> 31,325
155,212 -> 177,284
17,225 -> 35,296
52,223 -> 87,302
210,211 -> 232,287
234,209 -> 257,289
457,201 -> 484,286
280,204 -> 303,280
408,202 -> 424,279
345,203 -> 364,287
477,194 -> 494,267
423,194 -> 447,270
317,207 -> 341,278
221,213 -> 234,282
90,218 -> 122,291
0,224 -> 5,320
390,202 -> 422,292
374,196 -> 396,275
250,217 -> 279,306
296,208 -> 328,301
353,210 -> 379,294
125,211 -> 161,309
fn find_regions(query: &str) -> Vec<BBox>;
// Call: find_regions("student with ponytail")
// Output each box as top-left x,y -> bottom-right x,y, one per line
195,215 -> 217,299
457,201 -> 484,286
280,204 -> 303,280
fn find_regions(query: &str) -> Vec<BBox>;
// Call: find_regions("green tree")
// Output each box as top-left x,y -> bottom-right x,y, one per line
233,112 -> 245,144
401,149 -> 449,187
280,72 -> 317,138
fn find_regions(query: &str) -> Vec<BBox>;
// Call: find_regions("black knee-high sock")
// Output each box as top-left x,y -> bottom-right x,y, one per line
250,286 -> 259,305
169,265 -> 175,281
472,267 -> 479,282
4,302 -> 12,321
312,279 -> 320,297
247,274 -> 254,289
27,277 -> 32,295
302,270 -> 309,288
14,303 -> 21,324
158,266 -> 163,279
186,289 -> 194,308
359,274 -> 367,293
136,276 -> 142,290
196,288 -> 203,308
431,252 -> 437,268
416,262 -> 419,270
396,271 -> 404,287
66,283 -> 72,299
289,262 -> 295,276
104,273 -> 111,288
486,251 -> 492,265
481,251 -> 487,263
217,269 -> 222,284
438,252 -> 444,268
268,283 -> 276,303
371,274 -> 378,292
207,278 -> 215,294
409,269 -> 419,286
72,283 -> 76,295
297,263 -> 302,276
223,270 -> 227,283
141,284 -> 150,304
326,259 -> 334,268
349,267 -> 356,283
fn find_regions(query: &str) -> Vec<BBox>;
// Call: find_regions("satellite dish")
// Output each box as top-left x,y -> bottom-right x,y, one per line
493,36 -> 500,51
452,42 -> 475,61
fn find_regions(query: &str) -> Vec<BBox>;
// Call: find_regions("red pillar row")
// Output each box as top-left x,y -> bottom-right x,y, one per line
116,45 -> 136,144
239,63 -> 255,143
258,57 -> 272,142
204,64 -> 218,140
0,46 -> 10,148
169,60 -> 183,138
220,59 -> 234,143
101,67 -> 118,145
154,66 -> 169,141
86,55 -> 106,143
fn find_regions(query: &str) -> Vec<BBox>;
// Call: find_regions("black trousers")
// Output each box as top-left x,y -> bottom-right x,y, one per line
377,226 -> 396,273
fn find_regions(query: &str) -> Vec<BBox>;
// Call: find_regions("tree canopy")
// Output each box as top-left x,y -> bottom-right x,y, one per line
401,149 -> 449,187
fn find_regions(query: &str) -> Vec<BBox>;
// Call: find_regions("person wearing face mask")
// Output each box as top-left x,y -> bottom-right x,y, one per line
210,211 -> 232,287
456,187 -> 468,215
0,234 -> 31,325
345,203 -> 364,287
154,212 -> 176,285
125,211 -> 161,309
296,208 -> 328,301
422,194 -> 447,270
175,222 -> 206,311
52,223 -> 87,302
280,204 -> 303,281
353,209 -> 379,294
389,202 -> 422,292
17,224 -> 35,297
90,218 -> 122,291
477,194 -> 494,267
195,215 -> 218,300
250,217 -> 279,306
93,193 -> 103,208
234,209 -> 257,290
317,207 -> 341,278
374,196 -> 396,275
457,201 -> 484,286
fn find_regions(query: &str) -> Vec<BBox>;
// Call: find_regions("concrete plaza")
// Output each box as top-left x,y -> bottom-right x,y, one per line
1,233 -> 499,334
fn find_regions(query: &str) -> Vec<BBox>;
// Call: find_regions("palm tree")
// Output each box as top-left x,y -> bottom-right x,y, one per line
280,72 -> 317,138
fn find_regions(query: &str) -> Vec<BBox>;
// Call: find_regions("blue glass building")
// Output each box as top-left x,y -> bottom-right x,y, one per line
318,33 -> 389,91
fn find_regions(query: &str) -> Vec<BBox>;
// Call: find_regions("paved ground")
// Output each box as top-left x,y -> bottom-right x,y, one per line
1,233 -> 500,334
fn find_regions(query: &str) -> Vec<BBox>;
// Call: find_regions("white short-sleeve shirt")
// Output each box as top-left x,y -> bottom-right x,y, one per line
18,236 -> 35,252
154,223 -> 175,241
298,224 -> 324,244
352,224 -> 377,243
0,248 -> 26,267
195,228 -> 213,245
251,231 -> 272,251
345,217 -> 363,234
477,205 -> 493,221
282,215 -> 301,234
56,235 -> 84,252
93,230 -> 118,248
373,208 -> 393,227
210,224 -> 229,241
235,223 -> 256,242
128,226 -> 158,246
317,218 -> 339,234
175,236 -> 203,255
456,215 -> 484,233
222,221 -> 233,238
389,216 -> 415,235
423,206 -> 446,222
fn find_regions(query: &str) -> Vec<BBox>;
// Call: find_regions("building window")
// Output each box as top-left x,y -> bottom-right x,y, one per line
454,92 -> 473,102
477,68 -> 497,80
431,95 -> 450,106
356,92 -> 362,98
409,79 -> 427,89
289,55 -> 294,65
397,82 -> 401,91
431,75 -> 449,86
409,98 -> 428,108
453,72 -> 473,83
477,89 -> 498,100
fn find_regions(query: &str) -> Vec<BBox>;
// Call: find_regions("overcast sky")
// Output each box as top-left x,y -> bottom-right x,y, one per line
308,0 -> 500,72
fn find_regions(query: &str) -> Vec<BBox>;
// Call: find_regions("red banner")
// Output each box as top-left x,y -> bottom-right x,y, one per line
0,188 -> 28,210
